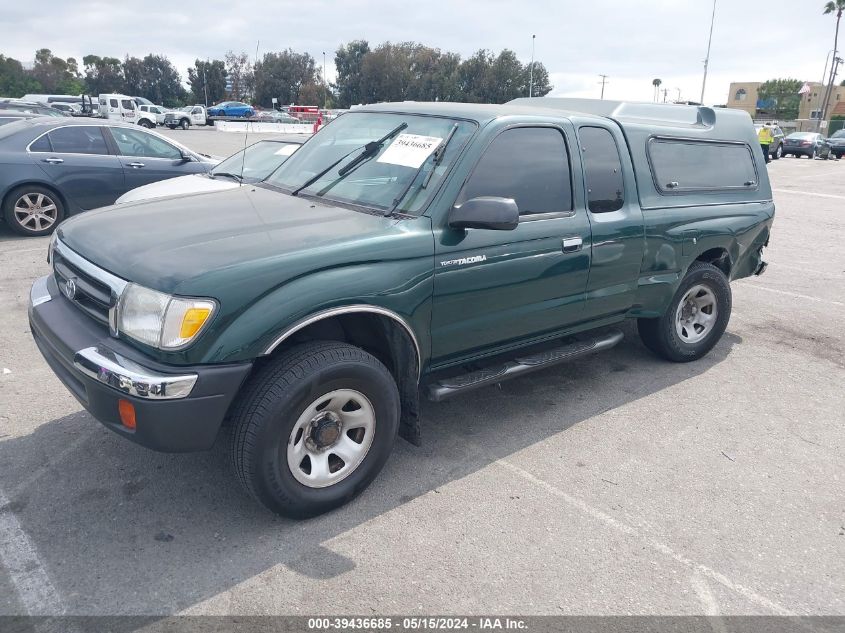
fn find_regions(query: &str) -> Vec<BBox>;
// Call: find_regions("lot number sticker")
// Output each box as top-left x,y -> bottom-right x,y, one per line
274,144 -> 299,156
378,134 -> 443,168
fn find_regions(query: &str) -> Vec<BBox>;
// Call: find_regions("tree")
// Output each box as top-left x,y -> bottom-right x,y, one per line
225,51 -> 253,100
524,61 -> 552,99
652,78 -> 662,102
334,40 -> 370,107
82,55 -> 124,95
0,55 -> 42,97
757,78 -> 803,120
820,0 -> 845,123
30,48 -> 83,94
123,54 -> 186,106
188,59 -> 226,105
254,50 -> 318,106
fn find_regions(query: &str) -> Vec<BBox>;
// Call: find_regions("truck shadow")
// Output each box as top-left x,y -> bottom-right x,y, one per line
0,320 -> 741,616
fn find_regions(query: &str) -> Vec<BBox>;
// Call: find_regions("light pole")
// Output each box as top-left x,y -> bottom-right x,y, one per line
322,51 -> 327,109
598,74 -> 609,99
529,34 -> 536,98
700,0 -> 717,105
817,49 -> 835,131
203,58 -> 208,107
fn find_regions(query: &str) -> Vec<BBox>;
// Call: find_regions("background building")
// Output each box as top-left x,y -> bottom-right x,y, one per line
728,81 -> 845,133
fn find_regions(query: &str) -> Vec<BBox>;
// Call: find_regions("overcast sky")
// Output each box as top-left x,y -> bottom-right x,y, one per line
1,0 -> 839,104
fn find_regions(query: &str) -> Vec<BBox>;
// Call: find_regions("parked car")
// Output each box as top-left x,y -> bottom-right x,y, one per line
0,110 -> 38,126
825,129 -> 845,158
28,100 -> 774,518
0,99 -> 69,117
49,102 -> 81,115
754,124 -> 785,159
207,101 -> 255,118
164,105 -> 208,129
116,136 -> 306,203
255,110 -> 303,124
783,132 -> 830,159
138,104 -> 167,126
0,118 -> 217,236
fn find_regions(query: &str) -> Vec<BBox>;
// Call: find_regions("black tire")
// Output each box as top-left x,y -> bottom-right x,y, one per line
139,119 -> 154,128
637,261 -> 732,363
772,144 -> 782,160
168,125 -> 176,130
229,341 -> 400,518
2,184 -> 65,237
180,119 -> 190,130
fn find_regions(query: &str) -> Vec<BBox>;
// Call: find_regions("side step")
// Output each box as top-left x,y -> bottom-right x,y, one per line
427,329 -> 624,402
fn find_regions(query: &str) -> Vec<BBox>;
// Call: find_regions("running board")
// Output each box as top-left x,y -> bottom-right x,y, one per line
427,330 -> 624,402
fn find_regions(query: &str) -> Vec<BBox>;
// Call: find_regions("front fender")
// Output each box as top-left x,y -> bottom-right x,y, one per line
196,258 -> 434,368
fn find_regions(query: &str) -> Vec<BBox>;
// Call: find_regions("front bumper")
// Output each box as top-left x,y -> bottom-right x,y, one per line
29,275 -> 252,452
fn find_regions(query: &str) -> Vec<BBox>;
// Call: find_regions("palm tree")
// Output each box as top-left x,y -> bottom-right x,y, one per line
652,78 -> 662,102
820,1 -> 845,123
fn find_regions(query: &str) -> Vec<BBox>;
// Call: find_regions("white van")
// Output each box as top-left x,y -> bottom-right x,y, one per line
98,94 -> 157,128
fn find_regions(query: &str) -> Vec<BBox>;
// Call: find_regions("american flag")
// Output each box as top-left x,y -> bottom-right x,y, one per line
798,83 -> 812,95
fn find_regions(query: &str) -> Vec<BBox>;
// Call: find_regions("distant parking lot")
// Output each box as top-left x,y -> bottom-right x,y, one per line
0,132 -> 843,616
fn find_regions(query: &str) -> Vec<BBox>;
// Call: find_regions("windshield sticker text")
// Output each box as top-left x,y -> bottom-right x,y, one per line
377,134 -> 443,168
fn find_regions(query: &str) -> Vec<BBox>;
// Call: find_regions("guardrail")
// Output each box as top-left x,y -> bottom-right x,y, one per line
214,120 -> 314,134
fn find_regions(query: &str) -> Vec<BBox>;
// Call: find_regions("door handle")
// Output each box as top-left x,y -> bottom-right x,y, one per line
42,157 -> 63,164
562,237 -> 583,253
128,162 -> 145,168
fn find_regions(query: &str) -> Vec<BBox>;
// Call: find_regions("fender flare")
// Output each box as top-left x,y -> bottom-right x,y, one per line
262,305 -> 422,381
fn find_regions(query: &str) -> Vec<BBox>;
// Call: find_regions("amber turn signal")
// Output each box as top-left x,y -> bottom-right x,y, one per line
118,399 -> 137,430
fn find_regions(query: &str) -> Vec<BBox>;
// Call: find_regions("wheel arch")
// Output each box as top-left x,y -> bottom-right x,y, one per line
260,306 -> 423,446
693,247 -> 732,277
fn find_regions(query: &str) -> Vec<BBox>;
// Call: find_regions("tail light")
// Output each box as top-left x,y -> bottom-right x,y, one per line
801,141 -> 811,146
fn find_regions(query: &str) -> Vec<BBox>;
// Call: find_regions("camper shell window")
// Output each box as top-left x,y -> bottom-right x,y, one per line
648,137 -> 758,193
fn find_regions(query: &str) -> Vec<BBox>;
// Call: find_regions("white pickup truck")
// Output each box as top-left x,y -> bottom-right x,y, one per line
98,93 -> 158,128
163,105 -> 208,129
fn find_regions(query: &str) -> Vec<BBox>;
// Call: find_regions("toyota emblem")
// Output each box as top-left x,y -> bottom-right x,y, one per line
62,278 -> 77,301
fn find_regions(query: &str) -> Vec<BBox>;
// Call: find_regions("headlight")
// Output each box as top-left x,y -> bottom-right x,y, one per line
117,283 -> 216,350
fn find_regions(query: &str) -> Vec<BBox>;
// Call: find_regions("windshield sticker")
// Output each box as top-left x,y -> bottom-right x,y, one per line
274,144 -> 299,156
377,134 -> 443,168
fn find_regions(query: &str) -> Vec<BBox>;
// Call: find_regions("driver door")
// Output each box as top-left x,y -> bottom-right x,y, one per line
105,126 -> 205,191
430,125 -> 592,366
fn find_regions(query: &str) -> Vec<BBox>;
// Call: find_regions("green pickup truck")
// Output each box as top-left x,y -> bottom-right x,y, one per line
29,98 -> 773,517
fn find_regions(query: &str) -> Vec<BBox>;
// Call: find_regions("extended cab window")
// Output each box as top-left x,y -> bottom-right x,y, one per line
458,127 -> 572,215
580,127 -> 624,213
47,126 -> 109,155
649,138 -> 757,192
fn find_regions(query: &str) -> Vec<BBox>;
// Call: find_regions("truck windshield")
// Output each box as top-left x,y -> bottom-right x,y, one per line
264,112 -> 476,214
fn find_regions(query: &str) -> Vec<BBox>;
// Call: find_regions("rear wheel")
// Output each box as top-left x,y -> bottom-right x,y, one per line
637,261 -> 732,363
773,144 -> 782,160
139,119 -> 154,129
2,185 -> 64,237
229,341 -> 400,518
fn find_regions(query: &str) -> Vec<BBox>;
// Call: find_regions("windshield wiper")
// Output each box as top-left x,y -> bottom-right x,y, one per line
386,123 -> 459,216
211,171 -> 242,182
290,122 -> 408,196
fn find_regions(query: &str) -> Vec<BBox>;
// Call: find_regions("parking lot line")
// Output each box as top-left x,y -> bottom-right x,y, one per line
0,486 -> 64,615
494,458 -> 796,616
773,188 -> 845,201
738,282 -> 845,307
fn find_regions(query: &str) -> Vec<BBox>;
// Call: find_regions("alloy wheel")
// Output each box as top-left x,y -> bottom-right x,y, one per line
13,192 -> 58,232
674,284 -> 718,344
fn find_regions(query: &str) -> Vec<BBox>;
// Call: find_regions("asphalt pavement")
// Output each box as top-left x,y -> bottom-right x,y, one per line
0,134 -> 842,617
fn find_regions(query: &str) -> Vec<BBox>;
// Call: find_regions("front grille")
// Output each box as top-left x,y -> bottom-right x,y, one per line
164,113 -> 175,122
53,251 -> 114,326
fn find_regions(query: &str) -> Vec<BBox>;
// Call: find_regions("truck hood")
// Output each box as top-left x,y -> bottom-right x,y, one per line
58,185 -> 430,297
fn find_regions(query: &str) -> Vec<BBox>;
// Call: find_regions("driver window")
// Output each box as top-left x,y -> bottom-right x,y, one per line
457,127 -> 573,216
107,127 -> 182,159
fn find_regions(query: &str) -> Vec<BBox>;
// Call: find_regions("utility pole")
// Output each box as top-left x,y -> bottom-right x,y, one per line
529,35 -> 536,97
662,88 -> 669,103
700,0 -> 717,105
821,56 -> 844,132
598,74 -> 609,99
816,50 -> 834,131
676,87 -> 682,102
322,51 -> 327,109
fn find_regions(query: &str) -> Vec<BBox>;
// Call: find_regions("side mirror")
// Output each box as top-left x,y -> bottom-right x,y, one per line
179,149 -> 194,162
449,196 -> 519,231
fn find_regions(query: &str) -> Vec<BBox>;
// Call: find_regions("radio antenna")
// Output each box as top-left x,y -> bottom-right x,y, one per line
239,39 -> 259,187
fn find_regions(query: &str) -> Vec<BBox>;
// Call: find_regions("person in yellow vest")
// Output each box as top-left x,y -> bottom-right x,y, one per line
758,125 -> 774,164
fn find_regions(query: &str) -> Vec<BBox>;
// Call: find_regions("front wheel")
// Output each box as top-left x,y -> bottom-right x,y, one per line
180,119 -> 190,130
773,144 -> 782,160
229,341 -> 400,518
637,261 -> 732,362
